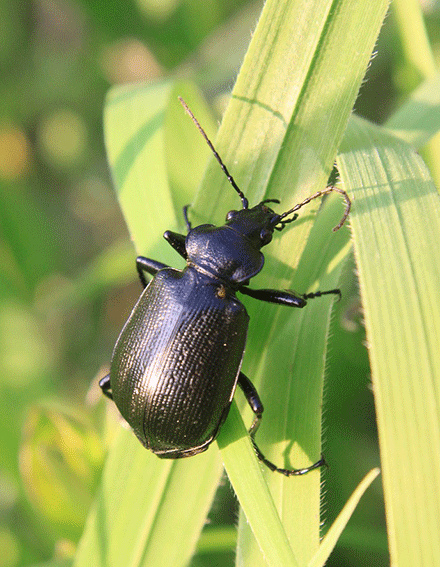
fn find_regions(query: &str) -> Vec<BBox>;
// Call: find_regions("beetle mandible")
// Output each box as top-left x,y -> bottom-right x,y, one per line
100,97 -> 351,476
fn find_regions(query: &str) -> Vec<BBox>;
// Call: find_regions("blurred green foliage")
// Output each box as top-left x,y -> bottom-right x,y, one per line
0,0 -> 439,566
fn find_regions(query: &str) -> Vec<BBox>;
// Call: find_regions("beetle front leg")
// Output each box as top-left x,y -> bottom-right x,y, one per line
99,374 -> 113,400
163,231 -> 187,260
136,257 -> 170,288
239,286 -> 341,306
237,371 -> 326,476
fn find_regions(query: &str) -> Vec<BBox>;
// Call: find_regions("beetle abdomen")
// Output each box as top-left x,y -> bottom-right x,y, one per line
110,267 -> 249,457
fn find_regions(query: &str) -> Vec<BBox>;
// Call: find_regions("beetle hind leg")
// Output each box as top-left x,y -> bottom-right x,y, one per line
252,443 -> 327,476
99,374 -> 113,400
237,372 -> 326,476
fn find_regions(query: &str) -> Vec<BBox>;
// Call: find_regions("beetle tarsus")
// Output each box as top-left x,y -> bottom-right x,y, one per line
301,288 -> 342,302
252,444 -> 327,476
238,371 -> 324,476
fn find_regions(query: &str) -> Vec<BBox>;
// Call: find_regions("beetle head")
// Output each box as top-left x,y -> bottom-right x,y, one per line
225,201 -> 283,250
179,97 -> 351,235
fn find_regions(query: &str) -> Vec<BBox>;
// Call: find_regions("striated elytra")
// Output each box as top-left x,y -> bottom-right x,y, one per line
100,98 -> 351,476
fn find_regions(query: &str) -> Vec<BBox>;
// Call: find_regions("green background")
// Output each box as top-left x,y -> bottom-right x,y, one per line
1,1 -> 439,566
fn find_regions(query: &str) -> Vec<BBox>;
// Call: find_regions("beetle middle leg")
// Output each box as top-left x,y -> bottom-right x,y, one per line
237,372 -> 325,476
239,286 -> 341,306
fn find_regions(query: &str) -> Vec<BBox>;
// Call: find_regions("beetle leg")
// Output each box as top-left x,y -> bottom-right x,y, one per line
302,288 -> 342,301
238,371 -> 327,476
239,287 -> 307,307
136,257 -> 170,288
99,374 -> 113,400
163,230 -> 188,260
183,205 -> 191,231
239,286 -> 341,306
237,371 -> 264,435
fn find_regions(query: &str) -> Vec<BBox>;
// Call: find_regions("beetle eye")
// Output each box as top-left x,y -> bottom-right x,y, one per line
260,228 -> 272,245
226,210 -> 238,222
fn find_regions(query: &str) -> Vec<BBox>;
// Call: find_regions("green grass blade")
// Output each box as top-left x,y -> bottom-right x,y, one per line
185,0 -> 388,564
74,429 -> 223,567
337,115 -> 440,567
103,80 -> 216,261
391,0 -> 436,81
309,468 -> 381,567
74,82 -> 225,567
103,81 -> 174,258
79,0 -> 391,563
219,404 -> 300,567
195,525 -> 237,554
386,73 -> 440,149
390,0 -> 440,190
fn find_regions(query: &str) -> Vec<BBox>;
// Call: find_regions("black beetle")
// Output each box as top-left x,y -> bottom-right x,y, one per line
100,97 -> 351,476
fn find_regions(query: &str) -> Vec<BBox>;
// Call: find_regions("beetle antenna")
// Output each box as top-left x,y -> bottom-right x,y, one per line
274,186 -> 351,232
178,97 -> 249,209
